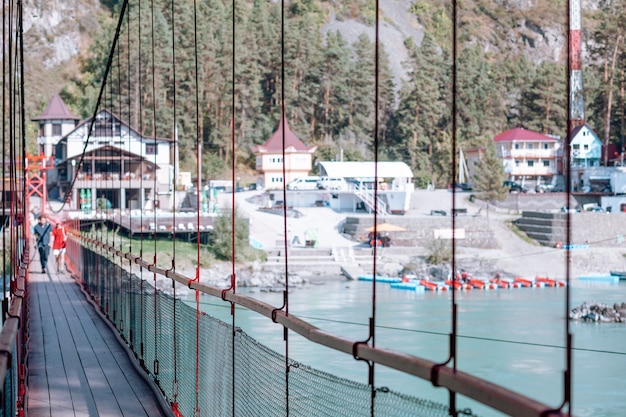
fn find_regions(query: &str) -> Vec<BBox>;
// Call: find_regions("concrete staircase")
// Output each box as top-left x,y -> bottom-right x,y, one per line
264,247 -> 379,278
514,211 -> 567,247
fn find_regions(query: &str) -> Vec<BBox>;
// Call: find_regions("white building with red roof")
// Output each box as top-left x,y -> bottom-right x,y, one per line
251,117 -> 317,189
493,127 -> 562,188
34,94 -> 176,211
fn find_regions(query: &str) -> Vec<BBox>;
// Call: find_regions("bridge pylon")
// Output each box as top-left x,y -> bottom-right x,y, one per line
25,153 -> 53,217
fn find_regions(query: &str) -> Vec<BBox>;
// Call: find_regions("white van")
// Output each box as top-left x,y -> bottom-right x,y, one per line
286,176 -> 321,190
317,177 -> 347,191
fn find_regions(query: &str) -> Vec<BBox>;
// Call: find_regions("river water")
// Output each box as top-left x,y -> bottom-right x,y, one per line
193,278 -> 626,417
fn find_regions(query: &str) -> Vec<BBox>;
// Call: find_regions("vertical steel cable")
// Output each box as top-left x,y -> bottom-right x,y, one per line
139,0 -> 146,272
429,2 -> 459,415
354,2 -> 380,414
137,0 -> 146,365
191,0 -> 202,414
17,0 -> 25,274
125,2 -> 134,350
564,0 -> 573,409
547,2 -> 574,415
2,0 -> 6,299
7,0 -> 14,290
114,37 -> 123,326
370,0 -> 380,412
278,0 -> 291,413
230,1 -> 237,415
167,0 -> 181,409
149,0 -> 159,384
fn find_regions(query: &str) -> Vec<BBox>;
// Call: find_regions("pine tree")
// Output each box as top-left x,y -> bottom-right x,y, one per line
471,141 -> 508,202
519,61 -> 566,136
390,35 -> 446,187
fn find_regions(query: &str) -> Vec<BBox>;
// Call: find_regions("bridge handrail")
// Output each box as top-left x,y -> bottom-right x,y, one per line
81,235 -> 569,417
0,246 -> 28,410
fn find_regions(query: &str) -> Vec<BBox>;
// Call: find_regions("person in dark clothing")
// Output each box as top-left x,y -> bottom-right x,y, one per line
33,215 -> 51,273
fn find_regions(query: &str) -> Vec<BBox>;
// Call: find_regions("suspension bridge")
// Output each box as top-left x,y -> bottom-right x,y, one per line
0,0 -> 597,416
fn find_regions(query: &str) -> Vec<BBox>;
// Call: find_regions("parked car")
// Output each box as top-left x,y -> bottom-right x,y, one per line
536,182 -> 565,193
286,176 -> 321,190
317,177 -> 347,191
451,182 -> 473,192
503,180 -> 527,193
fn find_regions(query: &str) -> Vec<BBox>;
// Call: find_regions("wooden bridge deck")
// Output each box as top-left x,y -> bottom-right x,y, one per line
26,263 -> 169,417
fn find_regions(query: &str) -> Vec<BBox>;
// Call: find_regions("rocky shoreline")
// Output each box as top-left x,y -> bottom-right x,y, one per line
569,302 -> 626,323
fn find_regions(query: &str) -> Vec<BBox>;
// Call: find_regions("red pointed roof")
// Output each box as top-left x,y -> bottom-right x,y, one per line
493,127 -> 556,142
32,93 -> 79,121
251,116 -> 316,153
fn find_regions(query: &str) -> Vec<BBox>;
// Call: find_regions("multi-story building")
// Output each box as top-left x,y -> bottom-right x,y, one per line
251,117 -> 317,189
493,127 -> 562,189
36,95 -> 176,211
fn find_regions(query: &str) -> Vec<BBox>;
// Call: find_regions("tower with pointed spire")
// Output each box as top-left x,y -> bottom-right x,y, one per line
251,117 -> 317,189
32,93 -> 80,157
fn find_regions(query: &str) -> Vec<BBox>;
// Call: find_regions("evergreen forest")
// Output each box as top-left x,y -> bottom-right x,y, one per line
57,0 -> 626,188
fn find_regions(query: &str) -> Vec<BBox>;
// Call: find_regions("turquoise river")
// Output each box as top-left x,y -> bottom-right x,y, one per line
191,278 -> 626,417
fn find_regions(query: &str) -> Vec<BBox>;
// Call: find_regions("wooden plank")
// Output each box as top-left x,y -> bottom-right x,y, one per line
27,268 -> 169,417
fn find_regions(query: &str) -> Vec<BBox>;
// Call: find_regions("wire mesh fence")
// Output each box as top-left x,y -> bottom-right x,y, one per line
79,246 -> 457,417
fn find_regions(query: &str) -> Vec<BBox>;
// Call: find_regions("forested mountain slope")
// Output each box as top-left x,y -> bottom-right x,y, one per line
21,0 -> 625,187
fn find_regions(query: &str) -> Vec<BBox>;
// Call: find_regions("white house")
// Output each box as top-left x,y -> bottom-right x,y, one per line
48,106 -> 175,211
569,124 -> 602,168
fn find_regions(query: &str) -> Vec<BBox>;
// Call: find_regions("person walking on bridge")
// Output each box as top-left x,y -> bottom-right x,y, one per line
33,215 -> 51,273
51,222 -> 67,273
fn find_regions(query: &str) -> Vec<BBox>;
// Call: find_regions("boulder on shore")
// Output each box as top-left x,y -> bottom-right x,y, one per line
569,302 -> 626,323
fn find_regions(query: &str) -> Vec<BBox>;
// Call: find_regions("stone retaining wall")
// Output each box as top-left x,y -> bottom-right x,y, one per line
341,216 -> 498,249
515,211 -> 626,247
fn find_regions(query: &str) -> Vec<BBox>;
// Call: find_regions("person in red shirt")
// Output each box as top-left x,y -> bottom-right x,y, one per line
51,223 -> 67,273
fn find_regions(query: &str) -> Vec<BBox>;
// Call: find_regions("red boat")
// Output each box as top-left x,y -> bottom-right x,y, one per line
445,280 -> 472,291
420,280 -> 439,291
468,279 -> 486,289
489,278 -> 511,289
535,276 -> 557,287
513,277 -> 533,287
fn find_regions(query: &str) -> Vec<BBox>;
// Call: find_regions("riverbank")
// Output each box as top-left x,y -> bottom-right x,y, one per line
144,188 -> 626,294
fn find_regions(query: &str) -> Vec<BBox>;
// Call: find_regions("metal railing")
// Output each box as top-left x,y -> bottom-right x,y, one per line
70,233 -> 571,417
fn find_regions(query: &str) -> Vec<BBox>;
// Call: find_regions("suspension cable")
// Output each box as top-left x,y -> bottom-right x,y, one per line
352,2 -> 380,415
542,2 -> 575,415
230,1 -> 237,414
167,0 -> 182,411
149,0 -> 159,384
191,0 -> 202,413
2,0 -> 6,299
47,0 -> 131,215
278,0 -> 291,413
124,2 -> 133,350
429,3 -> 460,415
137,0 -> 146,366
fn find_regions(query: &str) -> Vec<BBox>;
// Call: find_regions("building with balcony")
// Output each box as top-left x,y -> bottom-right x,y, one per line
251,117 -> 317,189
493,127 -> 562,189
40,102 -> 175,211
